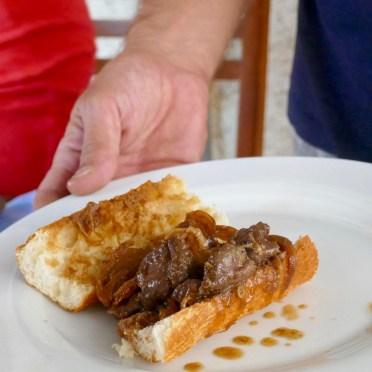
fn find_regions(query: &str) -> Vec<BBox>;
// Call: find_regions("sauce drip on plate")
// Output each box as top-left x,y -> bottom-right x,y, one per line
263,311 -> 276,318
260,337 -> 278,347
249,320 -> 258,326
213,346 -> 244,359
184,362 -> 204,371
281,304 -> 298,320
232,336 -> 254,345
271,327 -> 304,340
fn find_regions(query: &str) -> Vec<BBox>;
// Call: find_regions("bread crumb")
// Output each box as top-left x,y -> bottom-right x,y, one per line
113,339 -> 136,359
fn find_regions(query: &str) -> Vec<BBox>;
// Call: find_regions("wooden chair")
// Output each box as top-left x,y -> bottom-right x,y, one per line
94,0 -> 270,157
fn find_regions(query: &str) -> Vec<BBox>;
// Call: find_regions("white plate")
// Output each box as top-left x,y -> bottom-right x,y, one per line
1,157 -> 372,372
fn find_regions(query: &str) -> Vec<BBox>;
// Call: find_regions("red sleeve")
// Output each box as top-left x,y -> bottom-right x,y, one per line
0,0 -> 95,197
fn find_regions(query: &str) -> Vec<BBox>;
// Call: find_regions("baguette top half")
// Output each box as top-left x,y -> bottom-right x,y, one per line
116,235 -> 318,362
16,175 -> 225,311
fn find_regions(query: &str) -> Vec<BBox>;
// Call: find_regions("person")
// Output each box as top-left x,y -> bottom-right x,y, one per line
0,1 -> 95,202
34,0 -> 372,208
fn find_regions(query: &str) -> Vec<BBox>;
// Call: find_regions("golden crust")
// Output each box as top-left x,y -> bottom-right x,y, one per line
16,175 -> 204,311
128,235 -> 318,362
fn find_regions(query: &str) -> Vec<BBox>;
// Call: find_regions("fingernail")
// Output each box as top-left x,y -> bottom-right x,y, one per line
68,166 -> 93,185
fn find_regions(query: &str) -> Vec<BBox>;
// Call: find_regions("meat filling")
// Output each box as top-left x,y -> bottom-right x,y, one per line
96,211 -> 292,337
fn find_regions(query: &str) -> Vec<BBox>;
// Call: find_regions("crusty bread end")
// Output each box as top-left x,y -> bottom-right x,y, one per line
16,175 -> 226,311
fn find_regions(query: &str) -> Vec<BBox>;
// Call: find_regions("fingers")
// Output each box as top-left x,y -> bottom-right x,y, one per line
34,119 -> 83,209
33,165 -> 74,209
34,136 -> 82,209
66,102 -> 121,195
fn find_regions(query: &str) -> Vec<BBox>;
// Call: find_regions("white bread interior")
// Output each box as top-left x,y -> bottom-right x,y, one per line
16,175 -> 226,311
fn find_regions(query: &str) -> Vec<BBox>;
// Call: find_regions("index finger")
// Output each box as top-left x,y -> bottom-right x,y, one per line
34,125 -> 82,209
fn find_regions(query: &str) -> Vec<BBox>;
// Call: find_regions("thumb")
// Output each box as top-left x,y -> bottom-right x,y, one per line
67,111 -> 121,195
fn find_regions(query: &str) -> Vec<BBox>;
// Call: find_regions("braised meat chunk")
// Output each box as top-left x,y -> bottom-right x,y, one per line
166,235 -> 198,287
136,242 -> 172,309
172,279 -> 201,308
233,222 -> 280,264
199,243 -> 256,296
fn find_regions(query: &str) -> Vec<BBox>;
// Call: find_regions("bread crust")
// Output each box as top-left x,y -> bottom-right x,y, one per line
123,235 -> 318,362
16,176 -> 220,311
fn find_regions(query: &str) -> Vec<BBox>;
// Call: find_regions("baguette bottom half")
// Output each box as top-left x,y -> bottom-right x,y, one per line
116,235 -> 318,362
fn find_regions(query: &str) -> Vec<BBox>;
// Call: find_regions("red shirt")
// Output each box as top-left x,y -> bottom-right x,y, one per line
0,0 -> 95,197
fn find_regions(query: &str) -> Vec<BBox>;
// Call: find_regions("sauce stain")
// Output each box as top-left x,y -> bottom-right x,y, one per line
271,327 -> 304,340
249,320 -> 258,326
260,337 -> 278,347
285,342 -> 291,347
298,304 -> 307,309
263,311 -> 276,319
281,304 -> 298,320
232,336 -> 254,345
213,346 -> 244,359
184,362 -> 204,371
368,302 -> 372,312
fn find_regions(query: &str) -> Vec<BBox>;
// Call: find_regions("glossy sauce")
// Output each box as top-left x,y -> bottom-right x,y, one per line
263,311 -> 276,318
260,337 -> 278,347
298,304 -> 308,309
213,346 -> 244,359
249,320 -> 258,326
271,327 -> 304,340
184,362 -> 204,371
281,304 -> 298,320
232,336 -> 254,345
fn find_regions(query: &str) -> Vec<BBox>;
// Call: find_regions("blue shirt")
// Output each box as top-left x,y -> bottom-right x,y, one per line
288,0 -> 372,161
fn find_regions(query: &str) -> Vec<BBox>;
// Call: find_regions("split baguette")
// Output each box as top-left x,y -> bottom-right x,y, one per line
116,235 -> 318,362
16,175 -> 225,311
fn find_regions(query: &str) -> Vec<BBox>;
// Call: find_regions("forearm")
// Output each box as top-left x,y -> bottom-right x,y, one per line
125,0 -> 248,80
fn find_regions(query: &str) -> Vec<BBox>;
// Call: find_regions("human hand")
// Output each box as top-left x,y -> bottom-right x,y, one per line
34,51 -> 209,208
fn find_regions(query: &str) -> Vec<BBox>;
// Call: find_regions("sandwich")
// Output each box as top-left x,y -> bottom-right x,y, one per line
16,175 -> 318,363
98,211 -> 318,362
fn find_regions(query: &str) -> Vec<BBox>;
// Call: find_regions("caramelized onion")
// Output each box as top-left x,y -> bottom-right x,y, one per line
268,235 -> 296,294
183,210 -> 216,238
215,225 -> 237,241
96,242 -> 150,307
112,278 -> 138,306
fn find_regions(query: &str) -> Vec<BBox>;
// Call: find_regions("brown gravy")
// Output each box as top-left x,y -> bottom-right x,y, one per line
271,327 -> 304,340
184,362 -> 204,371
213,346 -> 244,359
232,336 -> 254,345
249,320 -> 258,326
281,304 -> 298,320
263,311 -> 276,318
260,337 -> 278,347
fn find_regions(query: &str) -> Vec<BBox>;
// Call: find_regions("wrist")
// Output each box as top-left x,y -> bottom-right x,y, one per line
125,27 -> 216,82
